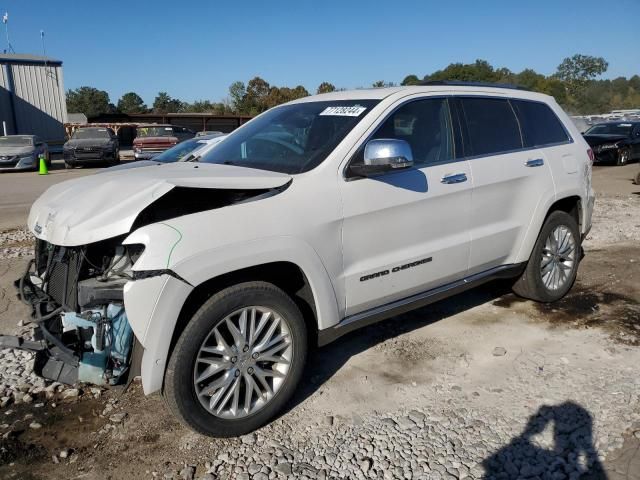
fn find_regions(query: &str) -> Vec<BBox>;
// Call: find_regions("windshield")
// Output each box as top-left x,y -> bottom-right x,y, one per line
137,126 -> 174,137
0,136 -> 33,147
153,137 -> 209,163
585,123 -> 633,136
72,128 -> 111,140
199,100 -> 380,173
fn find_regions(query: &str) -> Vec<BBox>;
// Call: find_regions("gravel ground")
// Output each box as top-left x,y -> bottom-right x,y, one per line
0,172 -> 638,479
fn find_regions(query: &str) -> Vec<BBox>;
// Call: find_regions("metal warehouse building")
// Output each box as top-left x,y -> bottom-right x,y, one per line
0,53 -> 68,149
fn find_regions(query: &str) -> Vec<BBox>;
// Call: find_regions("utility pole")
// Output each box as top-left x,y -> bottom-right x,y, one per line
2,11 -> 14,54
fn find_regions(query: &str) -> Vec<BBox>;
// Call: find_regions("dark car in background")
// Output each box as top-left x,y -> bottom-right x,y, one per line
63,127 -> 120,169
132,124 -> 195,160
0,135 -> 50,172
582,122 -> 640,166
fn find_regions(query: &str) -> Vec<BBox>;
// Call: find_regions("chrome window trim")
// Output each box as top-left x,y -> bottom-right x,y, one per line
342,94 -> 575,181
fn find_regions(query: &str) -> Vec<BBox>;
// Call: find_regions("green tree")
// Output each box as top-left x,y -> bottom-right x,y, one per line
245,77 -> 271,114
152,92 -> 183,114
66,86 -> 110,117
372,80 -> 395,88
425,59 -> 499,83
401,74 -> 420,86
117,92 -> 147,114
555,54 -> 608,109
228,81 -> 246,113
316,82 -> 336,94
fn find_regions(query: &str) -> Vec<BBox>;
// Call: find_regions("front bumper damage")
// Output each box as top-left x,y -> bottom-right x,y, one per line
0,242 -> 137,387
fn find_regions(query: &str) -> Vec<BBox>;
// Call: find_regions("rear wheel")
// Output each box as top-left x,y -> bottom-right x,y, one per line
512,211 -> 580,302
616,147 -> 630,166
163,281 -> 307,437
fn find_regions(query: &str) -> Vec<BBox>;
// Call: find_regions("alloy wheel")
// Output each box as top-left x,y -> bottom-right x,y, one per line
193,306 -> 292,419
540,225 -> 576,291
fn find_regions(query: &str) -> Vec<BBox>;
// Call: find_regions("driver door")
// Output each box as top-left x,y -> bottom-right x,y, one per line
339,97 -> 472,316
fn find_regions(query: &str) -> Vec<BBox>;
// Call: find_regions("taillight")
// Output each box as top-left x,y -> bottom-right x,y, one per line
587,148 -> 594,165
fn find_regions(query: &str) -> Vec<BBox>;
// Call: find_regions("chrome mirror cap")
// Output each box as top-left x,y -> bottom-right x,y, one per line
364,139 -> 414,169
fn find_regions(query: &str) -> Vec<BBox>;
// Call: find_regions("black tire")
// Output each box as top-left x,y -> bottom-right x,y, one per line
163,281 -> 308,437
64,161 -> 75,169
616,147 -> 630,166
512,211 -> 581,303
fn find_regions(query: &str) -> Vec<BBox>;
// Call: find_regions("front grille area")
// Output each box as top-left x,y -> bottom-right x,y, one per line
35,242 -> 84,311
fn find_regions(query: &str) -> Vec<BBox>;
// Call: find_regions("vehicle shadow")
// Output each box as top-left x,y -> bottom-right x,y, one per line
283,278 -> 513,416
482,402 -> 606,479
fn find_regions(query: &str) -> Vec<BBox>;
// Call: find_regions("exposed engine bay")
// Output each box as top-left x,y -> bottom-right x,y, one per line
13,237 -> 140,385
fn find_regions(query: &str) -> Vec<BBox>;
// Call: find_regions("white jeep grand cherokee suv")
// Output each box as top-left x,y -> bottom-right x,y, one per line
10,82 -> 594,437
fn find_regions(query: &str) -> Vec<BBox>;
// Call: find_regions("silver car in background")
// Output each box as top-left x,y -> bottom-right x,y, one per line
0,135 -> 50,172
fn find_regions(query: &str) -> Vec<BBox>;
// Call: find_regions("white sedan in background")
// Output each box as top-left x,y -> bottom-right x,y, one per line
103,134 -> 227,173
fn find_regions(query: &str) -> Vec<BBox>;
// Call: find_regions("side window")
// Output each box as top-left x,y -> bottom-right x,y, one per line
366,98 -> 454,167
460,97 -> 522,156
512,100 -> 570,147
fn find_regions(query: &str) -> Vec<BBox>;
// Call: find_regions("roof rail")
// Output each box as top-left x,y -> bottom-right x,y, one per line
418,80 -> 529,91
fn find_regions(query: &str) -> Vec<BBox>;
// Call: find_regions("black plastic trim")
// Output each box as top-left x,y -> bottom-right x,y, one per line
317,263 -> 526,346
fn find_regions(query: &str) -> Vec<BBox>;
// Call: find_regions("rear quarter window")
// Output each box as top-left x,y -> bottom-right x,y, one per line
459,97 -> 522,156
511,100 -> 570,147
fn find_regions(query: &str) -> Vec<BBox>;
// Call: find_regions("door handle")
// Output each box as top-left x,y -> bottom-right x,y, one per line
525,158 -> 544,167
441,173 -> 467,184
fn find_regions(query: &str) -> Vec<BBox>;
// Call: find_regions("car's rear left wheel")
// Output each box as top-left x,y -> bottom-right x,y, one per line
512,210 -> 580,303
163,281 -> 307,437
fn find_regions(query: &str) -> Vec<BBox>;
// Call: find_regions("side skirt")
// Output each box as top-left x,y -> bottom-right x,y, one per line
317,263 -> 526,346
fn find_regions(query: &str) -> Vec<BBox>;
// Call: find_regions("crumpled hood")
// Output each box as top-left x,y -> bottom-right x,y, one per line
582,134 -> 628,147
0,146 -> 35,157
28,162 -> 291,246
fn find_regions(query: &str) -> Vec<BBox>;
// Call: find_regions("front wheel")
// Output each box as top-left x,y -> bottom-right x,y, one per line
616,147 -> 630,166
163,281 -> 308,437
512,211 -> 581,302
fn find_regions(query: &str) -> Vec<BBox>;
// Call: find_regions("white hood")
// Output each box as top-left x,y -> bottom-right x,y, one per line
28,162 -> 291,246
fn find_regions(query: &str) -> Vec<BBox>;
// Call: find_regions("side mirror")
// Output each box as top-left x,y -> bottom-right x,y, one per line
349,139 -> 414,177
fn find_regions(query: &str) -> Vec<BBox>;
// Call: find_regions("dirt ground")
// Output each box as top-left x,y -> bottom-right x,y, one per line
0,163 -> 638,480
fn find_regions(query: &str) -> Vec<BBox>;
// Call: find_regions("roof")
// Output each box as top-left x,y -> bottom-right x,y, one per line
0,53 -> 63,66
291,84 -> 553,104
67,113 -> 88,124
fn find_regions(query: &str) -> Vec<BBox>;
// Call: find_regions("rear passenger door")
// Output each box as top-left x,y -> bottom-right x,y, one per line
455,96 -> 556,274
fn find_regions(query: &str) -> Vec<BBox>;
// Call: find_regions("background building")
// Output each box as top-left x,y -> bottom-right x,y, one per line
0,53 -> 68,150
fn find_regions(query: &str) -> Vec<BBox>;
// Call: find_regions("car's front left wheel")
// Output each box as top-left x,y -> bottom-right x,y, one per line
163,281 -> 308,437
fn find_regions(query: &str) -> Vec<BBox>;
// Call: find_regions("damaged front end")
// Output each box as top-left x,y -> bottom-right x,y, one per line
8,238 -> 140,386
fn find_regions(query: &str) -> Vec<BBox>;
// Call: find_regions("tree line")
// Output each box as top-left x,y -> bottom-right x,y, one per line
66,54 -> 639,118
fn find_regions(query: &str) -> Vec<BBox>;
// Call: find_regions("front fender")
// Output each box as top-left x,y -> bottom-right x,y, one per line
123,235 -> 340,395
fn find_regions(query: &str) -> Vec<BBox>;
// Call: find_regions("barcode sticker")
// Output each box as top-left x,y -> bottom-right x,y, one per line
319,106 -> 367,117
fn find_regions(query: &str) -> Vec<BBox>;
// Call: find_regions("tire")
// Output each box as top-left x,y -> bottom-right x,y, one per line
512,211 -> 581,303
64,161 -> 75,169
163,281 -> 308,437
616,147 -> 630,166
114,149 -> 120,163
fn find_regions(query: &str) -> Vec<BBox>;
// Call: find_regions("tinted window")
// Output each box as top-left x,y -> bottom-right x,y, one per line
352,98 -> 454,167
512,100 -> 570,147
460,97 -> 522,156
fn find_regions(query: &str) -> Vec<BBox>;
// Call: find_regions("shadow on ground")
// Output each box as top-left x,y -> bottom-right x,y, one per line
482,401 -> 606,479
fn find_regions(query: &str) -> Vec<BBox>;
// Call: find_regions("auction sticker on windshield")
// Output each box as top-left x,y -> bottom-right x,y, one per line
320,105 -> 367,117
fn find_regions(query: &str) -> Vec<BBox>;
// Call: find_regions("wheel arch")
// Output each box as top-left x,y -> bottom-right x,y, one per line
169,261 -> 320,364
515,194 -> 583,264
